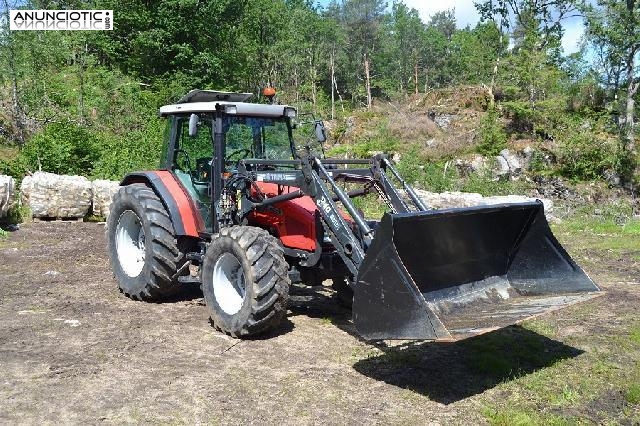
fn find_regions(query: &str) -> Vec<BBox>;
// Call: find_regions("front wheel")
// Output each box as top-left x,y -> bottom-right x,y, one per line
107,184 -> 187,300
202,226 -> 290,337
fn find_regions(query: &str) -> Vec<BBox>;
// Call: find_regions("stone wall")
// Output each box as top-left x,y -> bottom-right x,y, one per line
0,175 -> 16,218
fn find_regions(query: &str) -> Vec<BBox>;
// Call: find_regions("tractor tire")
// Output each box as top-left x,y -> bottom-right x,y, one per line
202,226 -> 290,337
332,277 -> 354,309
107,183 -> 186,300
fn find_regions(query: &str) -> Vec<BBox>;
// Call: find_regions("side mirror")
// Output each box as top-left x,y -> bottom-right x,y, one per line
188,113 -> 199,137
314,121 -> 327,143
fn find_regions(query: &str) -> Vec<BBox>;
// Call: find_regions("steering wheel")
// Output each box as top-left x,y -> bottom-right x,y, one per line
193,157 -> 212,185
225,148 -> 252,165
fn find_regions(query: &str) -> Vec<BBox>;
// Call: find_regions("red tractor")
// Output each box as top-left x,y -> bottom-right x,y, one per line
107,90 -> 601,339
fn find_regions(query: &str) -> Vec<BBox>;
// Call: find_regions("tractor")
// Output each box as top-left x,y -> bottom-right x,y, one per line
107,89 -> 601,340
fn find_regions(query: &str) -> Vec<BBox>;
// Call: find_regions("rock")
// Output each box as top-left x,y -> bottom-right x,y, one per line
603,169 -> 621,187
425,138 -> 436,148
433,114 -> 456,129
454,159 -> 474,177
532,176 -> 576,201
415,190 -> 483,209
519,146 -> 535,171
344,116 -> 356,135
494,155 -> 510,179
415,189 -> 555,220
392,152 -> 401,163
470,155 -> 487,173
0,175 -> 16,218
21,172 -> 92,219
499,149 -> 522,175
92,180 -> 120,218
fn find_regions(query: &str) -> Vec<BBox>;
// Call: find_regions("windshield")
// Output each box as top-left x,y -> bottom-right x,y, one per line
223,116 -> 293,160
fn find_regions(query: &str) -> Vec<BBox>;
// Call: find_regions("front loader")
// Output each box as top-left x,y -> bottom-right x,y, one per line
107,89 -> 601,340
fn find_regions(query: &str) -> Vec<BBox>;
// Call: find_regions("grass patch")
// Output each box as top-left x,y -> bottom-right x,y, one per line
550,385 -> 579,406
523,319 -> 557,337
482,406 -> 574,425
630,325 -> 640,345
350,192 -> 388,219
626,383 -> 640,405
552,215 -> 640,261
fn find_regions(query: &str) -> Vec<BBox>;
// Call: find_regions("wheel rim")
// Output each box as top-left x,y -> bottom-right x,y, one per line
115,210 -> 146,278
212,252 -> 246,315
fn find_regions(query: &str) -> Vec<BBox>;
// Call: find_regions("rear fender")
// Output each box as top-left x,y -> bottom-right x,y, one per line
121,171 -> 205,237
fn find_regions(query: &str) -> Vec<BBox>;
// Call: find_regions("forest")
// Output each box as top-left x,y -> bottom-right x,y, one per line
0,0 -> 638,191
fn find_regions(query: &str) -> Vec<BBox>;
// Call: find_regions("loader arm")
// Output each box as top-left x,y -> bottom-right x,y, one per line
238,154 -> 425,278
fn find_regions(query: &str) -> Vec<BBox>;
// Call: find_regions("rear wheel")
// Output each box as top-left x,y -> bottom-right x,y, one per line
107,184 -> 187,300
202,226 -> 290,337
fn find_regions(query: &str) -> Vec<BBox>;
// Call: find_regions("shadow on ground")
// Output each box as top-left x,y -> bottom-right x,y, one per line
288,283 -> 584,404
353,326 -> 583,404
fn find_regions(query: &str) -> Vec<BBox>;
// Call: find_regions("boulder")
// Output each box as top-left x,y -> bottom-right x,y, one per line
432,113 -> 456,129
494,155 -> 510,179
0,175 -> 16,218
21,172 -> 92,219
499,149 -> 522,175
92,180 -> 120,218
521,146 -> 535,170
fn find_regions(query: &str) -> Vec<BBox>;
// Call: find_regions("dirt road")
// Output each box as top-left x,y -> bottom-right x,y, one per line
0,222 -> 638,424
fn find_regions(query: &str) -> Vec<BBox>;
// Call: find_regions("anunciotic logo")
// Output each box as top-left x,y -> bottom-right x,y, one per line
10,10 -> 113,30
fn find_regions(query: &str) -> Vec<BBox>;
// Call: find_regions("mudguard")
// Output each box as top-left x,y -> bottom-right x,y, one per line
121,171 -> 205,237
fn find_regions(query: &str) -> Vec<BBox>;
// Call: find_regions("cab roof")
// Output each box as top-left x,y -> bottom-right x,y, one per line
159,89 -> 295,118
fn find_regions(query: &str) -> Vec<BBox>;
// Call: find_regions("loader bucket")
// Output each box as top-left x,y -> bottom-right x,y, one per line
353,201 -> 601,341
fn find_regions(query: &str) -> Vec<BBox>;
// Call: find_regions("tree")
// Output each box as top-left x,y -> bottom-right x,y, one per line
429,9 -> 456,42
341,0 -> 386,108
582,0 -> 640,157
379,2 -> 427,96
475,0 -> 577,105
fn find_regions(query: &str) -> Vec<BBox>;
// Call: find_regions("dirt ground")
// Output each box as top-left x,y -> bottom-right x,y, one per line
0,221 -> 638,424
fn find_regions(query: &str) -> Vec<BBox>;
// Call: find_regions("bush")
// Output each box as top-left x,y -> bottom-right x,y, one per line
21,122 -> 101,176
460,170 -> 529,196
7,203 -> 31,224
477,108 -> 507,156
92,120 -> 165,180
395,155 -> 456,193
557,128 -> 619,181
326,120 -> 399,159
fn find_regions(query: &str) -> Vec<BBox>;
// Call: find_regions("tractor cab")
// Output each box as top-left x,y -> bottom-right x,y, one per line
159,90 -> 306,231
